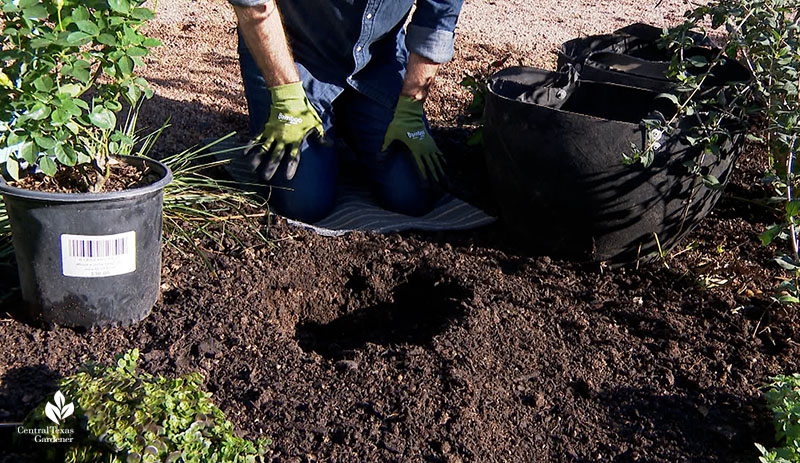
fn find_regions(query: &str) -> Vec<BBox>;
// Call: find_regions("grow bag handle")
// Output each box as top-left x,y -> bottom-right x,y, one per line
515,64 -> 579,109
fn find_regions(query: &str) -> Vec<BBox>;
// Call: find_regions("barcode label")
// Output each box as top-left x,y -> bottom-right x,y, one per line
60,232 -> 136,278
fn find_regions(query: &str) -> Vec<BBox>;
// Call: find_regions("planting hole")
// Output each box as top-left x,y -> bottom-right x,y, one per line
296,273 -> 470,359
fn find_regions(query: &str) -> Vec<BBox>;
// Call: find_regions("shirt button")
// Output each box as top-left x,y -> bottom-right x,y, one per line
356,46 -> 363,52
366,13 -> 372,19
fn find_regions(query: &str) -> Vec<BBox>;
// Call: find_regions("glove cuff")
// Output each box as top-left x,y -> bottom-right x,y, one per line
395,95 -> 425,116
269,81 -> 306,101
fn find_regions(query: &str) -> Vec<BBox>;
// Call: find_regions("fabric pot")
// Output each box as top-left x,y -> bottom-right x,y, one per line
483,67 -> 740,262
558,23 -> 751,94
0,156 -> 172,327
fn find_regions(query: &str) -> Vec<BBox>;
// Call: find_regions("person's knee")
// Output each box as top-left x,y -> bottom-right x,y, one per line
268,139 -> 339,223
372,147 -> 440,217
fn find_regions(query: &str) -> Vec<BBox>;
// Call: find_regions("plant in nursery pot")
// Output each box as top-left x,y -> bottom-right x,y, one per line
0,0 -> 170,327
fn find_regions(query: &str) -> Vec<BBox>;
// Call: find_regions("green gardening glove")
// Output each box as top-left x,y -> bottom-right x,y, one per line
245,81 -> 324,181
381,96 -> 445,182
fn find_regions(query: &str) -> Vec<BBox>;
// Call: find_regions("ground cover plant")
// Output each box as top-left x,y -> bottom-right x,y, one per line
17,349 -> 270,462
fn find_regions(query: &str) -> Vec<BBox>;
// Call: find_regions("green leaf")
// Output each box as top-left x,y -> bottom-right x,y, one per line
702,174 -> 721,189
97,33 -> 117,46
6,133 -> 26,147
22,5 -> 48,20
66,31 -> 92,44
27,103 -> 51,121
69,65 -> 91,83
34,135 -> 56,150
131,7 -> 154,20
775,256 -> 800,271
89,107 -> 116,130
655,93 -> 680,105
466,128 -> 483,146
54,144 -> 77,166
30,38 -> 52,48
142,37 -> 162,47
125,84 -> 141,105
103,100 -> 122,112
787,201 -> 800,218
38,156 -> 57,176
5,157 -> 20,181
126,47 -> 148,57
778,295 -> 800,304
20,142 -> 38,165
76,151 -> 91,164
66,121 -> 81,134
71,6 -> 90,21
76,20 -> 100,35
73,98 -> 90,110
33,76 -> 54,92
758,225 -> 783,246
59,99 -> 81,117
51,109 -> 69,125
108,0 -> 131,14
117,55 -> 133,75
58,83 -> 83,98
686,55 -> 709,67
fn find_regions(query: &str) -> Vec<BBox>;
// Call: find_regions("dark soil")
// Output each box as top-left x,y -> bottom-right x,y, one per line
0,135 -> 798,462
11,159 -> 155,194
1,1 -> 797,460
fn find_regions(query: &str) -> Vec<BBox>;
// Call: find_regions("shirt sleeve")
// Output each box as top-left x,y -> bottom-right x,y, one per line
405,0 -> 464,63
228,0 -> 267,7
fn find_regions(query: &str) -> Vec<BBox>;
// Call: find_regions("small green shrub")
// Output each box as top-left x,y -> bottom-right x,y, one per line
19,349 -> 270,463
0,0 -> 160,190
758,374 -> 800,463
631,0 -> 800,301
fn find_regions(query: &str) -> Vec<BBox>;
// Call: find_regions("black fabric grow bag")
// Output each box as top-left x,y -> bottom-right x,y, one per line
483,67 -> 740,262
558,23 -> 751,93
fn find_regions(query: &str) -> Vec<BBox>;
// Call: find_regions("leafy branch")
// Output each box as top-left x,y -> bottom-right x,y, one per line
0,0 -> 162,190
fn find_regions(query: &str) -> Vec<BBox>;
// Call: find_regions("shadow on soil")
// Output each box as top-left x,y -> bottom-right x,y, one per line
0,364 -> 60,462
599,386 -> 772,462
295,271 -> 471,359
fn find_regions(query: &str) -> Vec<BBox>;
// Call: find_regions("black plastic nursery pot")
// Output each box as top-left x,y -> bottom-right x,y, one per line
0,156 -> 172,328
483,67 -> 740,263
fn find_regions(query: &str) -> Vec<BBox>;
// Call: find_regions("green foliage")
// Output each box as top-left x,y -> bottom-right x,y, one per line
0,106 -> 270,268
0,0 -> 161,189
21,349 -> 270,463
757,374 -> 800,463
459,55 -> 512,146
635,0 -> 800,301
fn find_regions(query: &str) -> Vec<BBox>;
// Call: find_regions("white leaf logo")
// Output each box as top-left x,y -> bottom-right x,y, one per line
44,390 -> 74,425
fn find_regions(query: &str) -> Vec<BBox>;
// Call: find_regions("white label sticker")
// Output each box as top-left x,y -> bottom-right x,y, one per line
60,231 -> 136,278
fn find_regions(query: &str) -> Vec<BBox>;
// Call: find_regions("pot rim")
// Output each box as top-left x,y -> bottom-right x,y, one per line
488,67 -> 657,126
0,155 -> 172,203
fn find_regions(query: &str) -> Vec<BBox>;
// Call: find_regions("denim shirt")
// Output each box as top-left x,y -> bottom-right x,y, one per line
229,0 -> 463,109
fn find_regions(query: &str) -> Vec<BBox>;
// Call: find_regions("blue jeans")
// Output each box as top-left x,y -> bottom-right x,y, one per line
238,35 -> 440,223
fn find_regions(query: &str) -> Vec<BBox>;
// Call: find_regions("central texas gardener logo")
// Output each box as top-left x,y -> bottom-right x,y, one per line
44,390 -> 74,425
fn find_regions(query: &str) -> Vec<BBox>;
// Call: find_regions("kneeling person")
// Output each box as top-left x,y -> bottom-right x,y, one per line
229,0 -> 464,222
